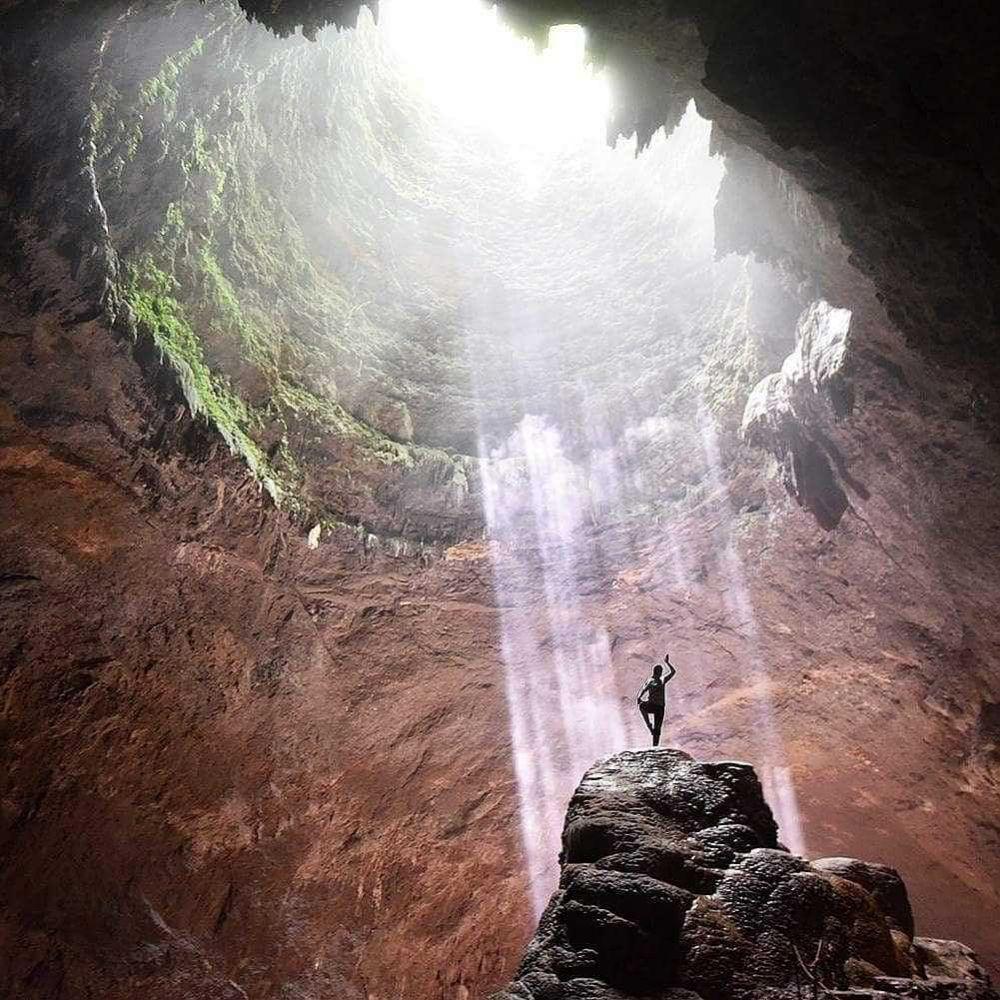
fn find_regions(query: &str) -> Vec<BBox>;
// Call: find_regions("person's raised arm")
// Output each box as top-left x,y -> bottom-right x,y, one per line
663,660 -> 676,683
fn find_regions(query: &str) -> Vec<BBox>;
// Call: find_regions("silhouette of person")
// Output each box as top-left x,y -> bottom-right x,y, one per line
637,654 -> 676,747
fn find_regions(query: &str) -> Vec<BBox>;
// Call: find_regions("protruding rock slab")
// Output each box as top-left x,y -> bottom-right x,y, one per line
495,749 -> 997,1000
741,300 -> 855,529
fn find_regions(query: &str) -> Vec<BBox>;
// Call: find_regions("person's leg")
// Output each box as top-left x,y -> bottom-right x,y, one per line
639,702 -> 653,734
652,706 -> 664,746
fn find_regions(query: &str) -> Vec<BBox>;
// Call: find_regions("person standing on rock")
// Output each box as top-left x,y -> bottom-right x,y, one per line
637,655 -> 676,747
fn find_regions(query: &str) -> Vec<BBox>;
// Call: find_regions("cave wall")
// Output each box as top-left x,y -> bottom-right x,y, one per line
1,1 -> 805,539
5,246 -> 998,999
0,250 -> 530,997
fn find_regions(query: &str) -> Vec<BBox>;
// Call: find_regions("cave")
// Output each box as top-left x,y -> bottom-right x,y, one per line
1,2 -> 998,999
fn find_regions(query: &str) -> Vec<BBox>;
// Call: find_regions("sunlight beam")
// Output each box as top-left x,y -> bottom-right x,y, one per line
379,1 -> 609,145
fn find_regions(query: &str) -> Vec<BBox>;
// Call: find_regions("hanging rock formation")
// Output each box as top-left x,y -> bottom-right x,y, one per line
496,750 -> 997,1000
741,300 -> 856,529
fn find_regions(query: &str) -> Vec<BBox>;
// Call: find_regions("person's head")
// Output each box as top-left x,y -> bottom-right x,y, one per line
652,664 -> 663,678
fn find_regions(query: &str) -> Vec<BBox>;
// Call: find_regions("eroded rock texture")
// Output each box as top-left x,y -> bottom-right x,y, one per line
496,750 -> 997,1000
0,271 -> 526,998
742,300 -> 855,529
231,0 -> 1000,374
1,0 -> 804,540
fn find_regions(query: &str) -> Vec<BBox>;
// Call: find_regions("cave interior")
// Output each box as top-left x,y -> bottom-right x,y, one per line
1,1 -> 999,999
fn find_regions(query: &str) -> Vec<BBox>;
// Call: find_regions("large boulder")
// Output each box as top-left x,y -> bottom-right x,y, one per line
916,940 -> 994,985
812,857 -> 916,939
495,749 -> 997,1000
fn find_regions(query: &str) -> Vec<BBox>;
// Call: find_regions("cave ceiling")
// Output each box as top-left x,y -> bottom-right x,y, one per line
239,0 -> 1000,371
3,0 -> 821,543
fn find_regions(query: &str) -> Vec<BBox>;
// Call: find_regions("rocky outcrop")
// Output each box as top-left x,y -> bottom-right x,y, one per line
741,300 -> 856,529
496,750 -> 997,1000
239,0 -> 367,38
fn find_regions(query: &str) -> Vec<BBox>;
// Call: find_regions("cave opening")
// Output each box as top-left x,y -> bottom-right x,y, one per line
2,1 -> 999,998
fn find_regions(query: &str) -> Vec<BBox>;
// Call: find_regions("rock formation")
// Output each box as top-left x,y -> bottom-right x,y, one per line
741,300 -> 855,529
496,750 -> 997,1000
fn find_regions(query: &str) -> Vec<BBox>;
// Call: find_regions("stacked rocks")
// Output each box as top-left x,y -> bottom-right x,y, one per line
496,750 -> 996,1000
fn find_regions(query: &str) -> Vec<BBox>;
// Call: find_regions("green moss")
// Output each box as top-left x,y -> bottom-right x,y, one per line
139,37 -> 205,115
87,79 -> 117,151
124,121 -> 143,160
160,201 -> 187,250
186,239 -> 414,469
123,255 -> 280,499
99,18 -> 460,519
186,120 -> 212,172
120,222 -> 419,522
195,244 -> 253,335
87,79 -> 143,182
274,380 -> 415,467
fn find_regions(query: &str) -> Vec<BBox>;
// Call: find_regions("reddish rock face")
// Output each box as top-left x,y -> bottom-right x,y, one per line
1,3 -> 999,1000
0,281 -> 530,999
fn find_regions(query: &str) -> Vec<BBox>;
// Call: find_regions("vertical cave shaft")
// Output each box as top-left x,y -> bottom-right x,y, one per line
1,2 -> 999,999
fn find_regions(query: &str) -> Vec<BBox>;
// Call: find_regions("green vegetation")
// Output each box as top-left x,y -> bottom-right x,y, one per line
89,11 -> 465,532
123,255 -> 280,499
189,241 -> 414,467
139,38 -> 206,114
122,201 -> 419,516
88,80 -> 143,181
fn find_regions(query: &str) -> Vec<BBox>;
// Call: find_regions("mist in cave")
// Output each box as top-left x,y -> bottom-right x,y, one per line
372,2 -> 814,905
